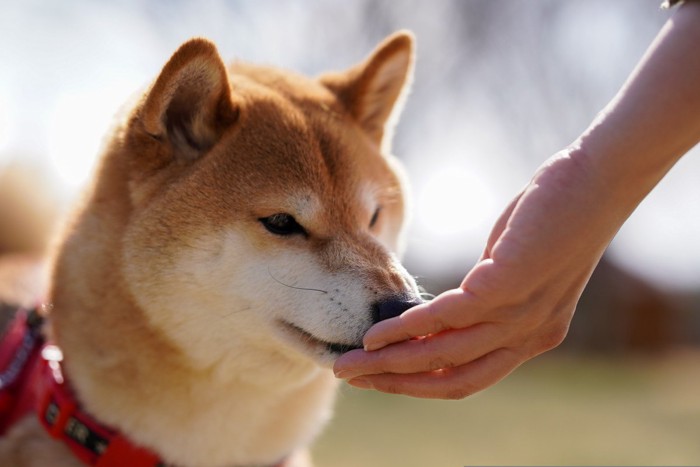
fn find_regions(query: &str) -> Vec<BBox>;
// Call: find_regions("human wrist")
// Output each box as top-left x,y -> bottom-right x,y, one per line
570,127 -> 674,220
530,145 -> 640,257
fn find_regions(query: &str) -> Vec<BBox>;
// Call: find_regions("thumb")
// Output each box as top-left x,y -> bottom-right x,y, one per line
362,288 -> 479,351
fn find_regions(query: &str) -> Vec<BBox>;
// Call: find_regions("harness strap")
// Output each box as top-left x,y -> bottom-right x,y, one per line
36,345 -> 164,467
0,307 -> 44,435
1,308 -> 288,467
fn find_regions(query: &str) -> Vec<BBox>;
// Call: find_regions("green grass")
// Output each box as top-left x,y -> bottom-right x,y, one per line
311,351 -> 700,466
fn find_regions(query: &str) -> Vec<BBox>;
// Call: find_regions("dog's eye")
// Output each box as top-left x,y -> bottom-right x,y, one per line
260,214 -> 307,237
369,207 -> 381,229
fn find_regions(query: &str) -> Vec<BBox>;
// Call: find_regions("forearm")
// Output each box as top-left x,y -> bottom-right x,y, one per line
577,1 -> 700,198
512,1 -> 700,267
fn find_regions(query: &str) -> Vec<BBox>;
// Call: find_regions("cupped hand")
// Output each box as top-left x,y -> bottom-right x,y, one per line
333,150 -> 614,399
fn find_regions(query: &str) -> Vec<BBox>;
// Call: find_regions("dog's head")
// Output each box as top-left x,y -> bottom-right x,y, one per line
112,33 -> 421,369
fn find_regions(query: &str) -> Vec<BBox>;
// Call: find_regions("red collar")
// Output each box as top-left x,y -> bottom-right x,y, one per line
37,344 -> 163,467
0,307 -> 44,433
2,309 -> 289,467
1,309 -> 162,467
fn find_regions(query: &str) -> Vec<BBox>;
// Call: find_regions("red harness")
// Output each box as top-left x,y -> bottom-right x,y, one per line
0,309 -> 162,466
1,309 -> 288,467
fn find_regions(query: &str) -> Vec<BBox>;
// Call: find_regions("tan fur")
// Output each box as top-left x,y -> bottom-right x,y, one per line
0,31 -> 418,467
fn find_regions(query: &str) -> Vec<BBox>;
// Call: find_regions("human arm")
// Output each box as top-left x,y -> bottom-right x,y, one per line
333,1 -> 700,399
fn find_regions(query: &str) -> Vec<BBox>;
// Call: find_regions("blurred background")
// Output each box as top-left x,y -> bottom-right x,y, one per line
1,0 -> 699,465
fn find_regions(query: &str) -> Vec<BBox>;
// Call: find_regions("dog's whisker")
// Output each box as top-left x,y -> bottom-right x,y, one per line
219,306 -> 252,319
267,267 -> 328,294
419,292 -> 436,301
416,284 -> 435,301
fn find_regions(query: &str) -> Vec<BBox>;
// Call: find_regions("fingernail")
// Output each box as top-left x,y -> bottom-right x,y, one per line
364,341 -> 387,352
347,377 -> 373,390
334,369 -> 353,379
334,369 -> 364,380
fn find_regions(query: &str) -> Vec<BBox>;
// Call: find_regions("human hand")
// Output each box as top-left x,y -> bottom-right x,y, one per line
334,150 -> 615,399
333,0 -> 700,398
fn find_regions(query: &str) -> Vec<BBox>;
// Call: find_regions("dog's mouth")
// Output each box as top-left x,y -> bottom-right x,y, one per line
279,320 -> 362,355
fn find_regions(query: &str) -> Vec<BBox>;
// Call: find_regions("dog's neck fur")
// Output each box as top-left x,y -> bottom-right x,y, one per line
48,152 -> 337,467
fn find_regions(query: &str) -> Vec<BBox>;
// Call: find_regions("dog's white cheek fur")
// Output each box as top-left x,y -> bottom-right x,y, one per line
123,230 -> 315,382
123,227 -> 379,372
120,229 -> 342,466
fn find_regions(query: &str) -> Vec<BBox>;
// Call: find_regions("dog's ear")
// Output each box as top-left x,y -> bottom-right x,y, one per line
320,31 -> 414,151
139,38 -> 238,161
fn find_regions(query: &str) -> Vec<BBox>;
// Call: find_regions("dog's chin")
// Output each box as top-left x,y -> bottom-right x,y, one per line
277,320 -> 363,367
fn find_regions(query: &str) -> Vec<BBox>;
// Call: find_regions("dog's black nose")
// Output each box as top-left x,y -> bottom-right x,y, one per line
372,295 -> 424,323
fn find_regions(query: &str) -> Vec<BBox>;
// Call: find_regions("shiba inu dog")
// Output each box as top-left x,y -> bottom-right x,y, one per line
0,31 -> 421,467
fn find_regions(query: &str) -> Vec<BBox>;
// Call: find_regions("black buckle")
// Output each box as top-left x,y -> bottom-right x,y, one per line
43,398 -> 110,456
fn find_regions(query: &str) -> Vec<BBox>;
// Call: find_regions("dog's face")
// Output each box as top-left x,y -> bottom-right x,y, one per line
116,35 -> 420,370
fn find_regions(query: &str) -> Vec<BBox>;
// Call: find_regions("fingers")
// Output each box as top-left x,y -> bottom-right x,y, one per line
362,288 -> 484,351
345,347 -> 523,400
335,322 -> 503,380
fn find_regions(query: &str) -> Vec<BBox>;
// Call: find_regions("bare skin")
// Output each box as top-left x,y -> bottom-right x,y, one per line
333,1 -> 700,399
